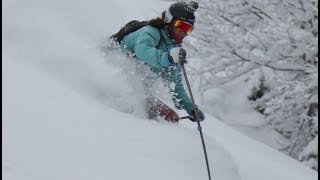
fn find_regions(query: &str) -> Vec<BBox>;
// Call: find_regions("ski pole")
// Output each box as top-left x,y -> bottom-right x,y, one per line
180,62 -> 212,180
180,116 -> 191,120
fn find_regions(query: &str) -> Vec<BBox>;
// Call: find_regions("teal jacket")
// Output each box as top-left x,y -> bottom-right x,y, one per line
120,25 -> 194,114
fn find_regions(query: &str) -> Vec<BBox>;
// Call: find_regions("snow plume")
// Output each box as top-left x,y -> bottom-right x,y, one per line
97,41 -> 149,116
98,40 -> 177,117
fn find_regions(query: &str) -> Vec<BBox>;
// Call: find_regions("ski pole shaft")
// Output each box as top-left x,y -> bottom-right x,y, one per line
180,116 -> 191,120
181,63 -> 212,180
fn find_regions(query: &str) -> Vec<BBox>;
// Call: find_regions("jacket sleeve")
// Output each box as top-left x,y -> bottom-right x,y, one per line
167,66 -> 194,114
134,27 -> 171,68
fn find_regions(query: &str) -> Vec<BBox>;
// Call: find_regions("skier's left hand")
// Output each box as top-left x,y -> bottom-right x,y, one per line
188,107 -> 205,122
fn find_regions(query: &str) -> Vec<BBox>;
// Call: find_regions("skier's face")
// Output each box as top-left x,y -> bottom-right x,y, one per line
168,19 -> 193,43
173,19 -> 193,34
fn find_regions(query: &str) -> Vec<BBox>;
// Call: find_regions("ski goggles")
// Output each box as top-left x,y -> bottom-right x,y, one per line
173,19 -> 194,34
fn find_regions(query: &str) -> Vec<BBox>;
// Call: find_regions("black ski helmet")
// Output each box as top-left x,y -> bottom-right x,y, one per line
163,1 -> 198,25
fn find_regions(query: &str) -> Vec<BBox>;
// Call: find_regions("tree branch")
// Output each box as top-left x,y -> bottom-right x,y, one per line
231,50 -> 306,72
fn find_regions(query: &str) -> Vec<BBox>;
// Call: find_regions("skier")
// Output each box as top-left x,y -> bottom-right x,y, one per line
115,2 -> 205,123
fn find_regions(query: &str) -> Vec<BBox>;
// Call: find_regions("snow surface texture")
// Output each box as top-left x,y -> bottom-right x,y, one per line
3,0 -> 318,180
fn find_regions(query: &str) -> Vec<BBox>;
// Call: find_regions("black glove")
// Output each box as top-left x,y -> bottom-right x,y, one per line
188,107 -> 205,122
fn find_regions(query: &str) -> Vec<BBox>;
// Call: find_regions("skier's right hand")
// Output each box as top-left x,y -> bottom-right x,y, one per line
188,107 -> 205,122
168,47 -> 187,65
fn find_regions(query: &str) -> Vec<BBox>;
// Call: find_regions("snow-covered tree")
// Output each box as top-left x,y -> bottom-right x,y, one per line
171,0 -> 318,170
299,135 -> 318,170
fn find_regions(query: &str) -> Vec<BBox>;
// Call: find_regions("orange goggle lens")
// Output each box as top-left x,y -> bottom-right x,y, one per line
174,20 -> 193,34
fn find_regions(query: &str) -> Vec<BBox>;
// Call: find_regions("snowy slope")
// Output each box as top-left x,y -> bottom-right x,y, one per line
3,0 -> 318,180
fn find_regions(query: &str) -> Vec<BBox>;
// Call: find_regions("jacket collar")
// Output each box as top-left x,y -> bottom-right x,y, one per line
160,29 -> 181,46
